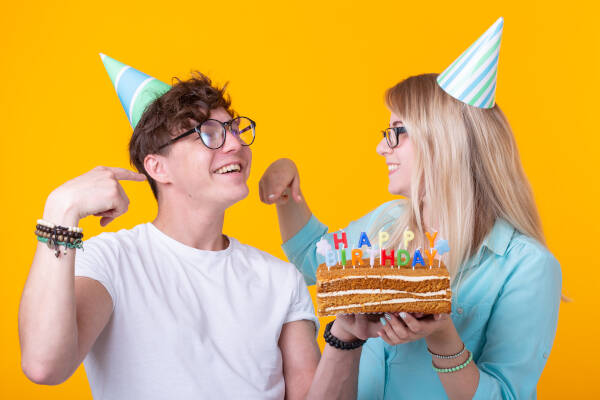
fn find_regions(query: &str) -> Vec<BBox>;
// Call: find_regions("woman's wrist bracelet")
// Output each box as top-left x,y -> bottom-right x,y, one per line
432,350 -> 473,373
35,219 -> 84,257
323,320 -> 366,350
427,342 -> 466,359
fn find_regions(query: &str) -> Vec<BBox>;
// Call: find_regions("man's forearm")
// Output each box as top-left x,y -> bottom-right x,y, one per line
306,324 -> 363,399
307,345 -> 362,399
19,207 -> 80,384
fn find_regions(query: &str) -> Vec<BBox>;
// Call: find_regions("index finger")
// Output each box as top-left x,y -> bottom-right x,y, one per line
106,167 -> 147,182
398,312 -> 422,333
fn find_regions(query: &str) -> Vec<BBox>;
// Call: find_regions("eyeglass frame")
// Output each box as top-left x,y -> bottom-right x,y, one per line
381,126 -> 407,148
157,116 -> 256,151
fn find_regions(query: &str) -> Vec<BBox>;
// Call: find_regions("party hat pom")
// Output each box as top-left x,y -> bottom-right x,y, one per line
437,17 -> 504,109
99,53 -> 171,128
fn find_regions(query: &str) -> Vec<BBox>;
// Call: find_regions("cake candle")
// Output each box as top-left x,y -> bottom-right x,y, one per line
412,249 -> 426,270
357,231 -> 372,248
369,246 -> 376,267
333,231 -> 348,250
351,249 -> 363,268
403,229 -> 414,249
379,230 -> 389,249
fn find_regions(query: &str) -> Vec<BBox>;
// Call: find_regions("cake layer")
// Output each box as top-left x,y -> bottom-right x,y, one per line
318,276 -> 449,294
318,298 -> 451,316
317,262 -> 450,293
316,290 -> 451,317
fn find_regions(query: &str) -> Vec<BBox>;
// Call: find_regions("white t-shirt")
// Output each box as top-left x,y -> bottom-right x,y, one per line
74,222 -> 318,400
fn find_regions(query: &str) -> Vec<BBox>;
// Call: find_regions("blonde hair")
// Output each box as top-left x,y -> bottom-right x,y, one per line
375,73 -> 545,282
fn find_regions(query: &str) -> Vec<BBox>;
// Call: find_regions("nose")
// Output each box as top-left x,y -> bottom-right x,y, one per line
376,136 -> 392,156
221,127 -> 244,153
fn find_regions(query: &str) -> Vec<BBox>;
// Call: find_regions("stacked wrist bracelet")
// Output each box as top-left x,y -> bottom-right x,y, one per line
323,320 -> 366,350
35,219 -> 84,257
432,351 -> 473,373
428,342 -> 473,373
427,342 -> 466,359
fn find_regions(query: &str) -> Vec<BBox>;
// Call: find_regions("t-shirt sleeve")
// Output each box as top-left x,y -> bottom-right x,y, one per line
74,235 -> 118,310
284,266 -> 320,336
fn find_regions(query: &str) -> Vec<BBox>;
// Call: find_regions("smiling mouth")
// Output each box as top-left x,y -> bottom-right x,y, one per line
388,164 -> 400,172
214,163 -> 242,174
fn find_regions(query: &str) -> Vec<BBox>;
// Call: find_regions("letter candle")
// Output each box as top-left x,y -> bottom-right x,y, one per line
381,249 -> 395,267
397,249 -> 411,266
369,246 -> 376,267
424,249 -> 437,269
403,229 -> 414,249
351,249 -> 363,268
333,231 -> 348,250
378,231 -> 389,260
357,232 -> 372,248
316,237 -> 334,270
412,249 -> 426,269
325,250 -> 337,268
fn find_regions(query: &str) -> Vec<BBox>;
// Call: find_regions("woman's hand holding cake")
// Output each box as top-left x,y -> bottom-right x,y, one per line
378,312 -> 450,345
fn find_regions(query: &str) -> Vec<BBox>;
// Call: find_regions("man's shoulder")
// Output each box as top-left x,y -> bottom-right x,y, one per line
233,240 -> 290,267
232,240 -> 300,278
83,223 -> 149,251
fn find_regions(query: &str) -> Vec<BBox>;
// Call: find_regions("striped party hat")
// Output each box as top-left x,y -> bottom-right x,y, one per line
100,53 -> 171,128
437,17 -> 504,109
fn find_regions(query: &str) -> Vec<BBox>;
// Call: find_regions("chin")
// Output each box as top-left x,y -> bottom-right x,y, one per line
388,183 -> 409,197
223,184 -> 250,206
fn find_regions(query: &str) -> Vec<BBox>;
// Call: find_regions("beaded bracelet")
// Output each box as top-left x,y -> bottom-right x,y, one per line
323,320 -> 366,350
432,351 -> 473,373
427,342 -> 466,359
35,219 -> 84,257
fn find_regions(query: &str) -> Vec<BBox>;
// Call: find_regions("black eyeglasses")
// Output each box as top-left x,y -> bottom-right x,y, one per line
382,126 -> 407,148
158,116 -> 256,150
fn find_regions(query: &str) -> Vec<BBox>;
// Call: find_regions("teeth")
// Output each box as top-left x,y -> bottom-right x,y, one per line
388,164 -> 399,171
215,163 -> 241,174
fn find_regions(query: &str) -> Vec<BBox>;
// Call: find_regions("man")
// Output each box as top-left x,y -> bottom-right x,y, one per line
19,54 -> 320,399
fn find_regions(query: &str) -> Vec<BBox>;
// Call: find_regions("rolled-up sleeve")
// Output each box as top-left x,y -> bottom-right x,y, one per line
473,241 -> 562,399
282,215 -> 328,285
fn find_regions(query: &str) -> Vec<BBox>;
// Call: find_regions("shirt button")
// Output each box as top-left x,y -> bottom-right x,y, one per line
457,308 -> 463,314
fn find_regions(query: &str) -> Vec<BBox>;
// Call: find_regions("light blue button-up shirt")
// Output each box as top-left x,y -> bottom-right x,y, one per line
282,200 -> 561,399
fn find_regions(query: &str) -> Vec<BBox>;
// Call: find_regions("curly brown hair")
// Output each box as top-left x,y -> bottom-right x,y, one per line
129,72 -> 235,199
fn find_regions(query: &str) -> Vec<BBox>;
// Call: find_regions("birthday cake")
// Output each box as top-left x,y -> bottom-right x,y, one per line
315,231 -> 452,317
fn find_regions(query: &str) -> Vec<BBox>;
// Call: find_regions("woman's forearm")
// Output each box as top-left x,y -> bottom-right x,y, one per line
425,323 -> 479,400
276,194 -> 312,243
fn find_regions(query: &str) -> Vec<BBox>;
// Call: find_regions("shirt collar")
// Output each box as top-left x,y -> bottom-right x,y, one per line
462,218 -> 515,270
482,218 -> 515,256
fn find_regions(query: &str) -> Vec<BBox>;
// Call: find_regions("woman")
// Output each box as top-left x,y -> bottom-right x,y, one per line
259,72 -> 561,399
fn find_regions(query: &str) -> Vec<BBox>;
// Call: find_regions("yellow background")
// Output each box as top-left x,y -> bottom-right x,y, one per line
1,0 -> 598,398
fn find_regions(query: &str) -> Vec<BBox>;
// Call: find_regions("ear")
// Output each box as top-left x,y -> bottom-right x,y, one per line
144,153 -> 171,185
